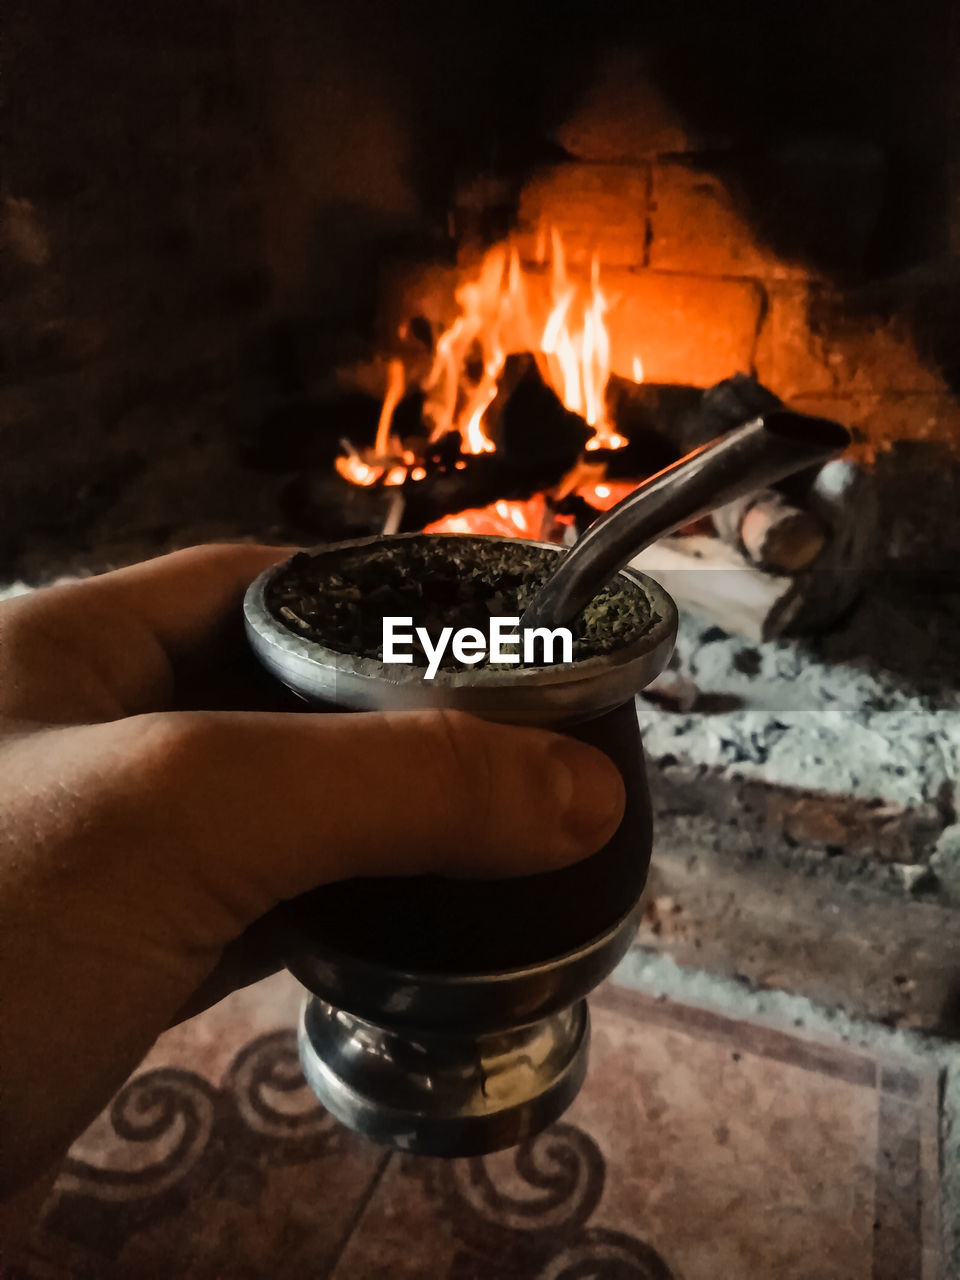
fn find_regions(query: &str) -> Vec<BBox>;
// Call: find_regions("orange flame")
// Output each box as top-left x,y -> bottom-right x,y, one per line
375,359 -> 406,456
334,359 -> 408,486
335,229 -> 641,500
334,441 -> 380,487
538,234 -> 630,451
421,244 -> 519,453
425,493 -> 551,539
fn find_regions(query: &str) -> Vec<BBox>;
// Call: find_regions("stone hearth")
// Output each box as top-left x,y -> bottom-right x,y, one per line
634,604 -> 960,1033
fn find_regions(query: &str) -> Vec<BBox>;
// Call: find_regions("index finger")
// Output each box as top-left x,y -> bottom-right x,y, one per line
0,544 -> 295,724
86,543 -> 296,661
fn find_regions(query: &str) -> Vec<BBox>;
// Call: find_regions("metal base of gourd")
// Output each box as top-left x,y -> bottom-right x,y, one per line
298,994 -> 590,1157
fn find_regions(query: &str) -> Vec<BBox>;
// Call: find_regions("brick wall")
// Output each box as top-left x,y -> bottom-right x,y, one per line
499,54 -> 960,463
440,46 -> 960,570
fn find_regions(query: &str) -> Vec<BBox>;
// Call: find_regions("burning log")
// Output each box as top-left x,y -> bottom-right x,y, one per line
398,452 -> 537,532
375,353 -> 593,533
484,352 -> 592,476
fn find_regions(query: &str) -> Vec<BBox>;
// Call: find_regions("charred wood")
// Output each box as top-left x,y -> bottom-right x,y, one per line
604,372 -> 784,472
486,352 -> 591,472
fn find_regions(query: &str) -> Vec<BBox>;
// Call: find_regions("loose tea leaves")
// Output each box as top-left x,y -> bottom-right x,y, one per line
267,535 -> 657,670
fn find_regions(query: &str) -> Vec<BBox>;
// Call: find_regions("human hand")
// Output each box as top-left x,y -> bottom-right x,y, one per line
0,544 -> 625,1200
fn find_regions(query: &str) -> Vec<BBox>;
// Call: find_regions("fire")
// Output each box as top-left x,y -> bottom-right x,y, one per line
420,244 -> 521,455
336,229 -> 641,490
335,359 -> 407,486
422,228 -> 634,453
538,232 -> 629,452
425,494 -> 554,539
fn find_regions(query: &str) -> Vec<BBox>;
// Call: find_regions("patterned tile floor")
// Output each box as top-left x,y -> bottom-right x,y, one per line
7,970 -> 943,1279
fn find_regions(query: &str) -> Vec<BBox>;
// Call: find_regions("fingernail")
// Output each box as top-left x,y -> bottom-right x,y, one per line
549,737 -> 625,852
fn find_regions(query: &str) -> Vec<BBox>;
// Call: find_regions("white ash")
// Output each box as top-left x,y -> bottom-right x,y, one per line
639,610 -> 960,871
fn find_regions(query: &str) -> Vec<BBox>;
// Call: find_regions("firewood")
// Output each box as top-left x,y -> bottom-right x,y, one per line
712,490 -> 828,572
603,377 -> 703,474
696,373 -> 783,436
381,491 -> 406,536
787,459 -> 880,631
486,352 -> 590,471
630,459 -> 876,642
605,372 -> 784,470
630,535 -> 803,642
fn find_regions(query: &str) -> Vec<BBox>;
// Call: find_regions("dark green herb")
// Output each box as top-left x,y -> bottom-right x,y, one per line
267,535 -> 657,669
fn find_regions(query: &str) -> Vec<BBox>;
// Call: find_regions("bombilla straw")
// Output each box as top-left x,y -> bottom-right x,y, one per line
520,409 -> 851,632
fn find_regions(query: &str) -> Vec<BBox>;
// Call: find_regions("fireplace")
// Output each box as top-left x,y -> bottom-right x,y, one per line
2,0 -> 959,1029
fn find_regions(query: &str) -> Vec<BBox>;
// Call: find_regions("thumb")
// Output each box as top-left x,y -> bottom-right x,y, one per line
125,706 -> 626,941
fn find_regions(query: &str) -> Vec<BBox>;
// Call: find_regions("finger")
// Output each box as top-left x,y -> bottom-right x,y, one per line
83,543 -> 297,663
0,544 -> 295,723
169,914 -> 285,1025
119,707 -> 627,946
